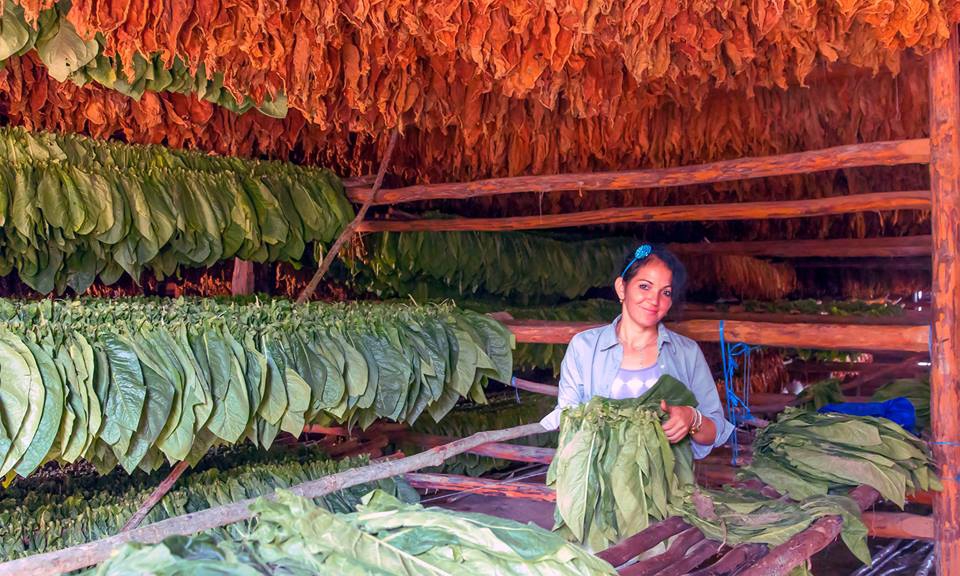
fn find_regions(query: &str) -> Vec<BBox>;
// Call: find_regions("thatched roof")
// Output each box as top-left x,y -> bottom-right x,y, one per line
0,1 -> 945,300
2,1 -> 953,179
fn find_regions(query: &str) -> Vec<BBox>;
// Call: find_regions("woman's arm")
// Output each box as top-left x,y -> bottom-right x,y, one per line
662,344 -> 734,457
539,338 -> 586,430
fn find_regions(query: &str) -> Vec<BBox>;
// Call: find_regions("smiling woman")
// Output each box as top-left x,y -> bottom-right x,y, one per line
539,244 -> 732,460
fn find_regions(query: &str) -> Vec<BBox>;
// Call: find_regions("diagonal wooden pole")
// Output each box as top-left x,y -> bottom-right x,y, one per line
120,460 -> 191,532
296,129 -> 400,304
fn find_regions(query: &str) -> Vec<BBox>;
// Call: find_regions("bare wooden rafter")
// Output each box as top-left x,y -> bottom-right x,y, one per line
347,139 -> 930,204
504,318 -> 930,351
357,191 -> 929,232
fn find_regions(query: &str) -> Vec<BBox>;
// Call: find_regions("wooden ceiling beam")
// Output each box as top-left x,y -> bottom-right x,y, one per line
357,190 -> 930,232
347,139 -> 930,205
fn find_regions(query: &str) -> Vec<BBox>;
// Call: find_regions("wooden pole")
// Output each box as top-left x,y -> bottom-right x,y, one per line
862,512 -> 934,541
0,423 -> 546,576
230,259 -> 256,295
295,130 -> 400,304
403,473 -> 556,501
739,486 -> 880,576
399,432 -> 555,464
347,139 -> 930,204
357,191 -> 929,232
504,318 -> 930,352
668,235 -> 932,258
928,27 -> 960,576
120,461 -> 190,532
620,528 -> 708,576
595,517 -> 691,567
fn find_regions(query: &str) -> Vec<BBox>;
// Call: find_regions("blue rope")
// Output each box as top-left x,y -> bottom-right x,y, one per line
719,320 -> 759,466
511,376 -> 521,404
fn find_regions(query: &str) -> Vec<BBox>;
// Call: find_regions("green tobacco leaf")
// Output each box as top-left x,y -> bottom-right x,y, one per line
35,16 -> 98,82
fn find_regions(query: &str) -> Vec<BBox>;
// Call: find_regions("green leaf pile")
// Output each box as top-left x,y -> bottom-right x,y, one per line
742,408 -> 941,507
547,376 -> 697,551
84,490 -> 617,576
345,231 -> 634,302
0,125 -> 352,293
0,444 -> 417,560
0,3 -> 287,116
671,486 -> 870,566
796,378 -> 845,411
872,377 -> 930,432
403,391 -> 557,476
0,297 -> 512,478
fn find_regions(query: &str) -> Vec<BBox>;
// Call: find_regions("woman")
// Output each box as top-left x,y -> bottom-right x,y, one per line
540,244 -> 733,459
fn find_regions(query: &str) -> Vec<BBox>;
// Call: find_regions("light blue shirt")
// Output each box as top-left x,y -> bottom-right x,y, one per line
540,316 -> 734,460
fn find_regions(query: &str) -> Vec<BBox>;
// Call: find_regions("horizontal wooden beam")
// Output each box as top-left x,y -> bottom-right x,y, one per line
791,258 -> 932,270
348,139 -> 931,205
785,360 -> 920,374
357,191 -> 930,232
403,473 -> 557,501
505,319 -> 930,352
862,512 -> 934,540
682,310 -> 930,327
668,235 -> 932,258
399,432 -> 555,464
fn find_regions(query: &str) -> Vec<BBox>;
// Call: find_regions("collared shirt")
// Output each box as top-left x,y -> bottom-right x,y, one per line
539,316 -> 734,460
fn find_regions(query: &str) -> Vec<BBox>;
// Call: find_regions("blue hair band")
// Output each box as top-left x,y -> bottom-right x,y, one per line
621,244 -> 652,278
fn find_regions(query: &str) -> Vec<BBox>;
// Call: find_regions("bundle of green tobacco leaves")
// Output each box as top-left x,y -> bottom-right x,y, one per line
671,486 -> 870,566
796,378 -> 845,411
872,378 -> 931,432
0,445 -> 417,560
83,490 -> 617,576
0,297 -> 512,478
0,125 -> 351,293
345,230 -> 634,302
742,408 -> 941,507
405,391 -> 557,476
547,376 -> 697,551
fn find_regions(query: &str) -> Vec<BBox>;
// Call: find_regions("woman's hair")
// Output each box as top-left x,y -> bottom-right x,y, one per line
620,244 -> 688,303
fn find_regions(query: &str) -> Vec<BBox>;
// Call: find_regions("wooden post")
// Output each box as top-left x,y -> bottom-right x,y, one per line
230,259 -> 255,295
928,27 -> 960,576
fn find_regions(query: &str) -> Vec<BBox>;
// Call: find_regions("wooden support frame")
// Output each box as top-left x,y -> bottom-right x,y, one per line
667,235 -> 932,258
357,191 -> 929,232
739,486 -> 880,576
928,27 -> 960,576
504,318 -> 930,352
0,423 -> 546,576
230,259 -> 255,295
347,139 -> 930,204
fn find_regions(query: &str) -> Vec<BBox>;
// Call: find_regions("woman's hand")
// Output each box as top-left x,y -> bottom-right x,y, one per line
660,400 -> 695,443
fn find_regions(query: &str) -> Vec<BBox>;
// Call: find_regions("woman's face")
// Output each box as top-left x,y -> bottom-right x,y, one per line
615,257 -> 674,328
